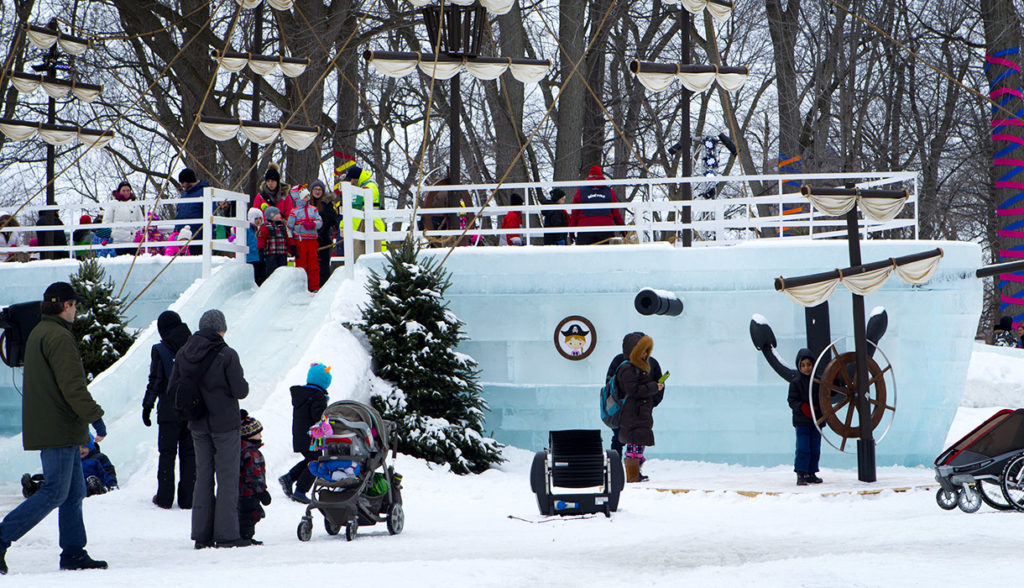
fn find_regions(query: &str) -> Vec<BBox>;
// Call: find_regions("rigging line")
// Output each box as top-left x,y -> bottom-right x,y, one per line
214,0 -> 383,196
438,0 -> 621,268
286,0 -> 419,169
57,2 -> 216,43
118,2 -> 245,299
534,4 -> 655,185
820,0 -> 1024,128
410,0 -> 451,233
0,0 -> 227,234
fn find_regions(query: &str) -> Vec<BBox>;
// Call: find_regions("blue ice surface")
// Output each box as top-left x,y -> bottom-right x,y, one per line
361,239 -> 982,468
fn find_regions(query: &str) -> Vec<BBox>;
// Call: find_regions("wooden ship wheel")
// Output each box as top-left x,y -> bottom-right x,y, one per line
811,340 -> 897,452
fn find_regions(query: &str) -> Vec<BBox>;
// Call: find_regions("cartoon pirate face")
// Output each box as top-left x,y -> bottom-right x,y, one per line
554,316 -> 597,360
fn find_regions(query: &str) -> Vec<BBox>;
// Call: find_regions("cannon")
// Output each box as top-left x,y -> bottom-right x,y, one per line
634,288 -> 683,316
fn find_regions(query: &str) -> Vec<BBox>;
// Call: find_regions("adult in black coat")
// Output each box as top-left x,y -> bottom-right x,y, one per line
787,348 -> 823,485
310,180 -> 338,288
167,309 -> 250,548
143,311 -> 195,509
278,363 -> 331,503
616,334 -> 662,482
605,332 -> 664,458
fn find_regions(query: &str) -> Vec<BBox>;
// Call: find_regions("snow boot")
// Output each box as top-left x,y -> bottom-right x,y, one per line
278,474 -> 293,498
291,491 -> 311,504
796,473 -> 809,486
59,552 -> 108,571
1,545 -> 7,575
624,458 -> 641,483
808,473 -> 823,484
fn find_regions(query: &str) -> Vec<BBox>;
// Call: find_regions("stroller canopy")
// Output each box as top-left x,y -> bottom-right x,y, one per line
938,409 -> 1024,466
322,400 -> 393,452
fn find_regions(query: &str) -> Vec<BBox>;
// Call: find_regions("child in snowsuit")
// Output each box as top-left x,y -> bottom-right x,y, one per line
279,363 -> 331,504
287,186 -> 323,292
246,208 -> 265,285
21,439 -> 118,498
259,206 -> 289,279
617,335 -> 662,483
788,348 -> 823,486
238,410 -> 271,544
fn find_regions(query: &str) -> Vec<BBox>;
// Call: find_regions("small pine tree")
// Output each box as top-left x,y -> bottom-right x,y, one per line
70,258 -> 137,381
361,237 -> 503,474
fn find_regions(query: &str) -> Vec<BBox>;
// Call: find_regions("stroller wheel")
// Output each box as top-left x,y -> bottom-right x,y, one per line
297,517 -> 313,542
387,503 -> 405,535
935,488 -> 957,511
345,519 -> 358,542
977,480 -> 1013,511
1000,453 -> 1024,512
325,518 -> 342,536
957,485 -> 982,513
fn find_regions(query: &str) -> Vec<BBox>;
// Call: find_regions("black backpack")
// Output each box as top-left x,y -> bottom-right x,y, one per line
172,343 -> 223,421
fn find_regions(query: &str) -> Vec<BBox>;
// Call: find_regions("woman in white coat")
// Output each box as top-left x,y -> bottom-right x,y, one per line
104,181 -> 145,255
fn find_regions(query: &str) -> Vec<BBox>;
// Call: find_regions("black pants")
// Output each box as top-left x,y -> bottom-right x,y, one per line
265,254 -> 287,278
576,231 -> 615,245
318,244 -> 332,288
249,260 -> 266,286
287,449 -> 318,494
155,420 -> 196,508
609,427 -> 624,459
238,496 -> 264,540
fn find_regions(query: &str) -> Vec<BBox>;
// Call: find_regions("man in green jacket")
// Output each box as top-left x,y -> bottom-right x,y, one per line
0,282 -> 108,575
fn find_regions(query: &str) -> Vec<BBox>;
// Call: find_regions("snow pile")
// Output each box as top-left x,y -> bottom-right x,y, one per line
962,342 -> 1024,408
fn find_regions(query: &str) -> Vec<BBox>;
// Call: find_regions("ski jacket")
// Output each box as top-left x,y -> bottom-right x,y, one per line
290,384 -> 329,453
167,329 -> 248,434
287,202 -> 323,241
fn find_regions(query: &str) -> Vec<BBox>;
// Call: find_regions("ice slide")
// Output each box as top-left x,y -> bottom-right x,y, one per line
0,263 -> 384,484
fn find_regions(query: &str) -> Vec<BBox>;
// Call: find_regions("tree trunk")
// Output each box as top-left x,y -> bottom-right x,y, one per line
554,0 -> 587,181
581,0 -> 612,169
980,0 -> 1024,328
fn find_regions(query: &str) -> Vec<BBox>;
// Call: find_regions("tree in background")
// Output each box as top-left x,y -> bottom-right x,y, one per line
69,258 -> 136,382
360,237 -> 502,474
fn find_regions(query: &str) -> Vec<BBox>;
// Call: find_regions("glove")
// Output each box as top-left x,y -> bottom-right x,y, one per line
300,218 -> 316,230
258,490 -> 272,506
800,403 -> 813,419
142,407 -> 152,427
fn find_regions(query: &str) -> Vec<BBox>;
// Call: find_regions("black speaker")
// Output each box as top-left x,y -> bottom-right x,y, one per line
0,301 -> 41,368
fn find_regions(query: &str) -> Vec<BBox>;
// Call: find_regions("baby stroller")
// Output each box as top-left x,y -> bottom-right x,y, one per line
296,400 -> 404,541
933,408 -> 1024,513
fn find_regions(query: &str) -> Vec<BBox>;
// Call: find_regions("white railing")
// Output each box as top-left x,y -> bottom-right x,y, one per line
339,170 -> 919,275
0,187 -> 249,279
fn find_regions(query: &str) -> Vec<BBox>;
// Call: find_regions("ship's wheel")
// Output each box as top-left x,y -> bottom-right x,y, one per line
810,338 -> 897,452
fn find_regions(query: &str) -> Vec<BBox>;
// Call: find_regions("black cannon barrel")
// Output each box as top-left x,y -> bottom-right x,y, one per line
634,289 -> 683,317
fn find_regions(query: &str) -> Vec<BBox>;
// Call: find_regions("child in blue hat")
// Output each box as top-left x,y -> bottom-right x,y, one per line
278,363 -> 331,504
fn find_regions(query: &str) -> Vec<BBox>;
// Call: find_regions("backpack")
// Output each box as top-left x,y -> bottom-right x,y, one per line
600,361 -> 631,428
171,343 -> 224,421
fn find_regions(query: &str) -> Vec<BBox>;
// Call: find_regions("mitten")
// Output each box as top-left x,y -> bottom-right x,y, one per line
258,490 -> 272,506
142,407 -> 152,427
800,403 -> 813,419
300,218 -> 316,230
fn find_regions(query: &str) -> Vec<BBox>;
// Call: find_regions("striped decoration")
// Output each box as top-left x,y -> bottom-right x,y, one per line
779,153 -> 802,235
987,47 -> 1024,326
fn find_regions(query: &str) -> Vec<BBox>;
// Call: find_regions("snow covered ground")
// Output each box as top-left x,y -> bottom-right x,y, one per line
0,344 -> 1020,585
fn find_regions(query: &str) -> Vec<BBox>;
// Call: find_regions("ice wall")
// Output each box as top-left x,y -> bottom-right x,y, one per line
0,257 -> 220,436
362,240 -> 982,467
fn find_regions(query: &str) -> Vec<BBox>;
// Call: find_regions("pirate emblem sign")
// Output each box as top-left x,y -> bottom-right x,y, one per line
554,316 -> 597,360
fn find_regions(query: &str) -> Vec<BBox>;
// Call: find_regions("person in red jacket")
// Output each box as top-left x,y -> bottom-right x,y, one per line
569,165 -> 624,245
500,193 -> 524,246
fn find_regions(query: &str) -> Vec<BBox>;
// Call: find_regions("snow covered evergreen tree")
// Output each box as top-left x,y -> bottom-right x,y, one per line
70,258 -> 137,381
361,237 -> 503,474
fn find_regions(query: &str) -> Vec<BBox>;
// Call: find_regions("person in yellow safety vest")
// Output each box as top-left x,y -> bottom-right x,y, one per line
336,165 -> 387,254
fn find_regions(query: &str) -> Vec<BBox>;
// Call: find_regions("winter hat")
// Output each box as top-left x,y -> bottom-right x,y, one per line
588,165 -> 604,178
998,315 -> 1013,332
198,309 -> 227,333
345,165 -> 363,181
310,179 -> 327,197
79,215 -> 92,225
247,207 -> 263,226
178,225 -> 192,241
307,362 -> 332,391
510,193 -> 524,206
549,187 -> 566,201
629,335 -> 653,373
240,409 -> 263,439
265,163 -> 281,182
178,168 -> 197,184
264,206 -> 281,221
157,310 -> 184,340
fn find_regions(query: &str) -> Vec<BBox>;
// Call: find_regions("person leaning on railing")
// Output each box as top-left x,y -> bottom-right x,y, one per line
569,165 -> 624,245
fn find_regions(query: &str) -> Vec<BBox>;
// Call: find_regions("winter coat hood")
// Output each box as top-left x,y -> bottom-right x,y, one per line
629,335 -> 653,373
258,180 -> 291,206
795,348 -> 814,369
622,332 -> 645,357
162,323 -> 191,353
